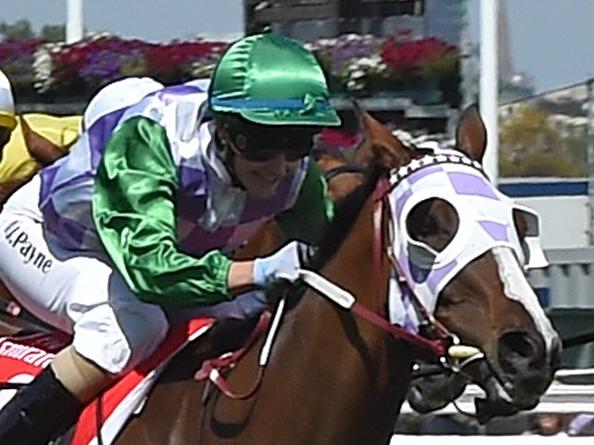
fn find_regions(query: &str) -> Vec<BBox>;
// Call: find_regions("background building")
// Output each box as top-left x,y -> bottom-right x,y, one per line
244,0 -> 423,39
244,0 -> 466,43
244,0 -> 466,134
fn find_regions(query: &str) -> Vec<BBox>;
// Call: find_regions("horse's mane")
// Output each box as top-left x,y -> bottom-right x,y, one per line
307,165 -> 383,271
306,144 -> 433,270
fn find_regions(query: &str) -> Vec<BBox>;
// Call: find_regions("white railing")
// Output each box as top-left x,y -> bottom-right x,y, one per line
528,248 -> 594,308
391,435 -> 591,444
393,369 -> 594,443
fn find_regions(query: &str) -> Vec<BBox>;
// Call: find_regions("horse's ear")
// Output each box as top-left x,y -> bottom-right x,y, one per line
20,116 -> 69,166
352,99 -> 411,169
455,104 -> 487,162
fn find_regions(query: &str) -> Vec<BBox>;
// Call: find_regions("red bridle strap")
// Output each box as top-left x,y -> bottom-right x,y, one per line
351,301 -> 446,356
295,268 -> 447,357
369,177 -> 450,357
194,311 -> 271,400
372,178 -> 392,301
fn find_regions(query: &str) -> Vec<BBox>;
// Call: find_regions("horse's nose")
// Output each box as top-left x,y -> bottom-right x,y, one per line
498,330 -> 553,400
498,330 -> 546,372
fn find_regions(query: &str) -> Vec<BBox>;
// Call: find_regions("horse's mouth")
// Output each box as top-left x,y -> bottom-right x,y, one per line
406,364 -> 468,413
407,358 -> 545,423
474,376 -> 540,424
473,359 -> 543,423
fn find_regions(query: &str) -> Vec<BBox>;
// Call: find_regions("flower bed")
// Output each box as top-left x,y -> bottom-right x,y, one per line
0,32 -> 459,105
0,38 -> 44,98
28,34 -> 228,102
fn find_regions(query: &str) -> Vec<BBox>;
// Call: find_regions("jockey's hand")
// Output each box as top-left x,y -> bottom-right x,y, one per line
252,241 -> 315,287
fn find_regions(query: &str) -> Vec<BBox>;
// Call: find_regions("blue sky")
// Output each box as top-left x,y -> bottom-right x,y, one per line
3,0 -> 594,93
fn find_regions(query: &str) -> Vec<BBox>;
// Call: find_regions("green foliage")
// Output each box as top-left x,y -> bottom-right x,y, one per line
40,25 -> 66,43
0,20 -> 64,43
0,19 -> 34,40
499,105 -> 587,177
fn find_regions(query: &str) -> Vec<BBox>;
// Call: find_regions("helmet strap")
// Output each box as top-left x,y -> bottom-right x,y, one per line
214,129 -> 245,190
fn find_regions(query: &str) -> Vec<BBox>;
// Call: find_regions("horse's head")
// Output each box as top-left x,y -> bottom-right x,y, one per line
357,105 -> 561,422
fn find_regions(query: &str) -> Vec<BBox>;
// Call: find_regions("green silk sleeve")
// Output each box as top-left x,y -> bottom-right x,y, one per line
92,116 -> 232,307
275,160 -> 333,245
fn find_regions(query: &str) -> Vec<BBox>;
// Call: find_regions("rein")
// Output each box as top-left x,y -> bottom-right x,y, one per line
561,331 -> 594,349
295,269 -> 447,357
292,177 -> 481,366
195,310 -> 272,400
323,164 -> 366,182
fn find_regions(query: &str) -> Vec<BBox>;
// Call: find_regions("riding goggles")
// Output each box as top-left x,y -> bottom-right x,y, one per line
224,131 -> 313,162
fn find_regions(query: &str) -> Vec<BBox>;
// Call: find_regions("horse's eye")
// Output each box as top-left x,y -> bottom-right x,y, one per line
407,200 -> 437,241
406,198 -> 458,252
416,215 -> 439,239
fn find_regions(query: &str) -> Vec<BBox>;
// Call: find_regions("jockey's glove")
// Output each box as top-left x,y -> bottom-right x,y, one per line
252,241 -> 315,287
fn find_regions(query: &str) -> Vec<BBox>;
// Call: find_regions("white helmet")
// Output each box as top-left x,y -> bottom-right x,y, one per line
0,70 -> 16,131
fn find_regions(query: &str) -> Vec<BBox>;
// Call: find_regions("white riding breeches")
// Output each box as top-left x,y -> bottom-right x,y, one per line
0,176 -> 269,375
0,176 -> 169,375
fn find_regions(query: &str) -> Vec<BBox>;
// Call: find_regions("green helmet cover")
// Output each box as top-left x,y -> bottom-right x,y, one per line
209,33 -> 340,127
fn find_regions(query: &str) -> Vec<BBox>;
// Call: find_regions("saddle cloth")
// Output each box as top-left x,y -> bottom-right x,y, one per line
0,317 -> 215,445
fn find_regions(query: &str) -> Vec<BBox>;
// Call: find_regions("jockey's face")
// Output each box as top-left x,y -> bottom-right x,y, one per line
232,150 -> 301,199
216,121 -> 310,199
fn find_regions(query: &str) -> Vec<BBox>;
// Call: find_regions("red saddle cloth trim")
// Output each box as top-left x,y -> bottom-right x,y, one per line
0,331 -> 71,382
0,318 -> 215,445
71,317 -> 215,445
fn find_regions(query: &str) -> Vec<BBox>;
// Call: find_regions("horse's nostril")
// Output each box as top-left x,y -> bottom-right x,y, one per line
498,330 -> 546,372
500,332 -> 535,357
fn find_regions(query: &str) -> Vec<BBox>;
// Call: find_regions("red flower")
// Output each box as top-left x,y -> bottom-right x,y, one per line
146,40 -> 227,81
317,128 -> 359,149
381,35 -> 458,77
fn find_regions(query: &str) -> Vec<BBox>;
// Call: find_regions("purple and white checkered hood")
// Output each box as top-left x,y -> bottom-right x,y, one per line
386,149 -> 546,330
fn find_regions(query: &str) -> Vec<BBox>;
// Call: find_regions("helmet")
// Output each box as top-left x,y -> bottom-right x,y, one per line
0,70 -> 16,131
209,33 -> 340,128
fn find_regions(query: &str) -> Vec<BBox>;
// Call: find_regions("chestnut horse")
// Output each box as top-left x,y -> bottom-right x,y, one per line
115,105 -> 561,443
0,106 -> 561,444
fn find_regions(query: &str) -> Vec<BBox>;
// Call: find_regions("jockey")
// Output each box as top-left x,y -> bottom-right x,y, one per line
0,114 -> 80,187
0,32 -> 339,443
0,68 -> 81,205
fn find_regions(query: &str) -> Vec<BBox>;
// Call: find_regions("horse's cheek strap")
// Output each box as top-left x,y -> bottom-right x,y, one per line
372,179 -> 391,304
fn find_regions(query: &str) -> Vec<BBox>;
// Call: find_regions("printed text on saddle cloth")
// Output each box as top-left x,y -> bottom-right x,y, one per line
0,319 -> 214,445
0,333 -> 69,410
386,151 -> 547,332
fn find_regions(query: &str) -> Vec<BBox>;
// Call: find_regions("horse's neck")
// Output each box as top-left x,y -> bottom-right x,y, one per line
263,196 -> 411,442
119,194 -> 413,444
